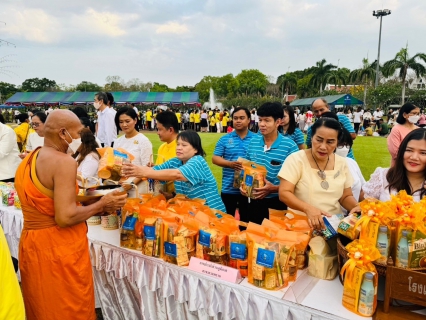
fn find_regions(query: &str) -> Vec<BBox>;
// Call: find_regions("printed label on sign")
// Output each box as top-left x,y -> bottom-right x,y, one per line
122,216 -> 137,231
113,150 -> 129,159
245,175 -> 253,187
198,230 -> 211,247
256,248 -> 275,268
164,242 -> 177,257
230,242 -> 247,260
144,225 -> 156,240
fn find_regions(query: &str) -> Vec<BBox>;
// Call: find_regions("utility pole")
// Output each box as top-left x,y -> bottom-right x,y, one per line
373,9 -> 391,88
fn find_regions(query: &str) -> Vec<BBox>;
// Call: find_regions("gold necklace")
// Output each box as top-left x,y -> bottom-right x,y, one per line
311,149 -> 329,190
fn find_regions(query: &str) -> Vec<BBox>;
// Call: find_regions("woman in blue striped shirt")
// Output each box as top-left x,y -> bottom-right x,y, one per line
122,130 -> 226,212
280,105 -> 305,150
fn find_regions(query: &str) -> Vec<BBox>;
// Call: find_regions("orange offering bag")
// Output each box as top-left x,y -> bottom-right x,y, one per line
241,162 -> 267,199
269,209 -> 312,236
120,198 -> 141,250
97,147 -> 135,181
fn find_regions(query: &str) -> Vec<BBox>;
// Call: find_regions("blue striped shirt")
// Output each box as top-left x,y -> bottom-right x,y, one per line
153,156 -> 226,212
213,130 -> 256,194
245,133 -> 299,198
305,114 -> 356,160
282,127 -> 304,146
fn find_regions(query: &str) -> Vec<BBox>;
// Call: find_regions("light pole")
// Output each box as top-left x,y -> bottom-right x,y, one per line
373,9 -> 391,88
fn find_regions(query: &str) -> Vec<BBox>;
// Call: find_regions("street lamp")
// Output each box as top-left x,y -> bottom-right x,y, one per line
373,9 -> 391,88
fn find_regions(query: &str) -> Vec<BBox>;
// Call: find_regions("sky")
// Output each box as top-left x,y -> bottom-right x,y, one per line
0,0 -> 425,88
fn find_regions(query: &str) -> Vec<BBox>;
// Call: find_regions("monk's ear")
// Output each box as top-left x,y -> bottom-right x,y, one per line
58,128 -> 67,140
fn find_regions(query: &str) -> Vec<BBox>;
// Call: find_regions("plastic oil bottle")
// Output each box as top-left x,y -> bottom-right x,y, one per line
376,225 -> 389,263
396,230 -> 409,268
358,272 -> 375,316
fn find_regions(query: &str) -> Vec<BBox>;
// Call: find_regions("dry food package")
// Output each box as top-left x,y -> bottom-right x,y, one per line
229,233 -> 248,277
120,198 -> 141,249
241,163 -> 267,199
308,236 -> 338,280
268,209 -> 312,236
246,223 -> 296,290
97,147 -> 135,181
394,225 -> 426,269
233,158 -> 251,189
142,217 -> 163,258
262,219 -> 310,270
338,213 -> 362,240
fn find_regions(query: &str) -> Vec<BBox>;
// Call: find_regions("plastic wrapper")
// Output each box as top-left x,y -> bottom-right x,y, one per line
241,162 -> 267,199
308,236 -> 338,280
338,213 -> 361,240
341,239 -> 380,316
229,233 -> 248,277
268,209 -> 312,236
97,147 -> 135,181
120,198 -> 141,249
232,158 -> 250,189
246,223 -> 296,290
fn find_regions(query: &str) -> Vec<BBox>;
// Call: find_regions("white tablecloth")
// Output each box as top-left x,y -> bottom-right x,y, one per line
0,205 -> 368,320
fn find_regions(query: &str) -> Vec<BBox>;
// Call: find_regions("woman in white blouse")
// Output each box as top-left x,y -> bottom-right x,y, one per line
113,107 -> 152,166
362,128 -> 426,202
73,129 -> 100,180
19,112 -> 46,158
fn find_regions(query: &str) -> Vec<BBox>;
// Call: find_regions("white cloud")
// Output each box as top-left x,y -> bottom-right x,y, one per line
2,8 -> 60,44
156,22 -> 189,35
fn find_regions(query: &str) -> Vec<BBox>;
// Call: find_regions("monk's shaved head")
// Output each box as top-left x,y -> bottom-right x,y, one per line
43,109 -> 84,152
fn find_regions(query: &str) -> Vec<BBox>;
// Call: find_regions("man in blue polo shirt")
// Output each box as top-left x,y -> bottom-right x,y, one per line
213,107 -> 255,218
239,102 -> 299,225
305,98 -> 357,159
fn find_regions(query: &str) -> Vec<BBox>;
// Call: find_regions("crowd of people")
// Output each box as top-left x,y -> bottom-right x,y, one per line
1,92 -> 426,319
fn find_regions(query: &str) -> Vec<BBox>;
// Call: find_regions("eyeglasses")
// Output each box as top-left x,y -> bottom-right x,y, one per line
30,122 -> 41,128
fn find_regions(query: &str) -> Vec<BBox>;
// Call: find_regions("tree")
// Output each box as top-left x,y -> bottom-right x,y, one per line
216,74 -> 234,98
175,85 -> 195,92
296,75 -> 315,98
383,47 -> 426,103
309,59 -> 337,93
349,58 -> 377,104
0,81 -> 18,102
104,76 -> 125,91
75,81 -> 102,92
235,69 -> 269,96
21,77 -> 58,91
366,80 -> 401,108
194,76 -> 220,101
325,68 -> 348,89
151,82 -> 170,92
277,73 -> 297,98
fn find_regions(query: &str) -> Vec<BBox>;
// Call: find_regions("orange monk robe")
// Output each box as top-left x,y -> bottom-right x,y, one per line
14,148 -> 95,320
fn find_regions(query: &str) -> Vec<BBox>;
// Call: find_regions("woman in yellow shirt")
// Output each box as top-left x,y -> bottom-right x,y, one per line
14,113 -> 34,152
221,114 -> 228,132
189,111 -> 195,130
194,110 -> 201,132
209,113 -> 216,132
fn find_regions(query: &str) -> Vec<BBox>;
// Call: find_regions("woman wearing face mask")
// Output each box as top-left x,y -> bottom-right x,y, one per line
20,112 -> 47,159
113,107 -> 152,166
362,128 -> 426,202
72,128 -> 100,181
122,130 -> 226,212
387,103 -> 421,167
281,105 -> 305,150
278,117 -> 360,230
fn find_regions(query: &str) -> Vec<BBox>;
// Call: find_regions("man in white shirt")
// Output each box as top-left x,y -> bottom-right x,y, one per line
373,108 -> 383,130
94,92 -> 117,147
45,107 -> 53,115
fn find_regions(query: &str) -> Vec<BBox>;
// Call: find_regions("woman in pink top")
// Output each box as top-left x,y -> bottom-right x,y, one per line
387,103 -> 420,166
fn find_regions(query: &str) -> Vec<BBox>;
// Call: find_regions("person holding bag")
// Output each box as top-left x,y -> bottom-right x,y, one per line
14,113 -> 33,152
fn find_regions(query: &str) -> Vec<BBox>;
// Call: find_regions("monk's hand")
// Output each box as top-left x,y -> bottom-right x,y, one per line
122,163 -> 146,179
101,190 -> 128,213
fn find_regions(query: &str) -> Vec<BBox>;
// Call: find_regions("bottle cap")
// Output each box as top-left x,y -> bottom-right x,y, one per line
379,225 -> 388,232
364,272 -> 374,280
402,230 -> 408,236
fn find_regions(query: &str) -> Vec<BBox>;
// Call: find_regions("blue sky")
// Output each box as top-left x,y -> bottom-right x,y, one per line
0,0 -> 425,88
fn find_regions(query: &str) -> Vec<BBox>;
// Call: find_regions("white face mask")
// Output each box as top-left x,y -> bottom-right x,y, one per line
408,115 -> 420,124
65,130 -> 82,154
94,102 -> 100,110
335,146 -> 350,158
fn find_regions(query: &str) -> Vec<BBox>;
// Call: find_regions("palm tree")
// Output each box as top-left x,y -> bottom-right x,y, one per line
277,73 -> 297,99
309,59 -> 337,94
325,69 -> 348,90
349,58 -> 377,104
383,47 -> 426,103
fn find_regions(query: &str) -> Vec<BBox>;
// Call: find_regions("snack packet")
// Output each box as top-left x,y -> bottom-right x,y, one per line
97,147 -> 135,181
233,158 -> 250,189
241,163 -> 267,199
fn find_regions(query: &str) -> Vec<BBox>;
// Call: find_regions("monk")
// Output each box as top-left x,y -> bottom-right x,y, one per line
14,110 -> 127,320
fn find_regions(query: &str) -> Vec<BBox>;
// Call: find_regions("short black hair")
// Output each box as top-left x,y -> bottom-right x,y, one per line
80,117 -> 92,129
177,130 -> 206,157
0,114 -> 4,124
155,111 -> 179,133
95,92 -> 108,105
232,107 -> 250,119
257,102 -> 283,121
32,112 -> 47,123
106,92 -> 114,106
311,117 -> 343,141
114,107 -> 137,129
321,111 -> 338,121
338,127 -> 353,148
396,103 -> 418,124
72,107 -> 89,119
18,113 -> 29,122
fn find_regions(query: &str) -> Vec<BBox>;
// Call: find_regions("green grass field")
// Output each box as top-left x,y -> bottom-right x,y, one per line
142,132 -> 391,190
